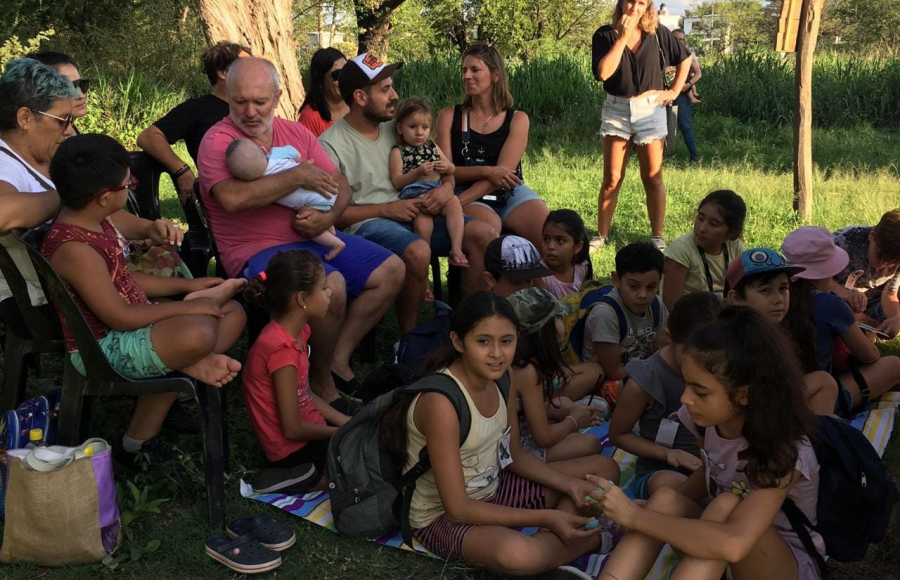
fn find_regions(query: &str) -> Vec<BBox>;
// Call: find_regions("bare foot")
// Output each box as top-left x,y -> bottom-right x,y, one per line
449,250 -> 469,268
324,240 -> 346,261
181,353 -> 242,387
425,281 -> 435,303
185,278 -> 247,306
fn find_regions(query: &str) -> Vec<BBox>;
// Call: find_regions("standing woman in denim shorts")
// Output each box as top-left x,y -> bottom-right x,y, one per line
591,0 -> 691,252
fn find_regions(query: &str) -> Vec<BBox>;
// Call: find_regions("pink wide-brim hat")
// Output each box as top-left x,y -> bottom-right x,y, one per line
781,226 -> 849,280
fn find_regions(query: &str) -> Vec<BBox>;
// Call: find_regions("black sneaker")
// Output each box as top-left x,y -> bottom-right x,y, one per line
329,397 -> 355,416
331,371 -> 362,399
113,437 -> 170,473
251,463 -> 320,495
162,400 -> 200,434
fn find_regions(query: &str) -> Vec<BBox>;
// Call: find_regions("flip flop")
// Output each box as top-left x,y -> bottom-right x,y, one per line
448,256 -> 470,268
205,534 -> 282,574
226,514 -> 296,551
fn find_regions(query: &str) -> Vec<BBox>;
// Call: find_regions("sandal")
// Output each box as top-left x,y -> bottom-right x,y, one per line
205,534 -> 282,574
226,514 -> 296,551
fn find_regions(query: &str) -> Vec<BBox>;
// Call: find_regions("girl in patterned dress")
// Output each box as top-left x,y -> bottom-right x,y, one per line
390,97 -> 468,268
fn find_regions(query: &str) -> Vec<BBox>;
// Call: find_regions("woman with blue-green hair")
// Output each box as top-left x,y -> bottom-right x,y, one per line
0,58 -> 185,308
0,57 -> 78,232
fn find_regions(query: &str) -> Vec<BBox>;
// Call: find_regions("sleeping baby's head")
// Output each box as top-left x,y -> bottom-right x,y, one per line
225,137 -> 267,181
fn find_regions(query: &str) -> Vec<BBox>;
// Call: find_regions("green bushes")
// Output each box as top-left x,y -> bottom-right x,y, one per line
68,49 -> 900,148
698,50 -> 900,129
77,69 -> 188,150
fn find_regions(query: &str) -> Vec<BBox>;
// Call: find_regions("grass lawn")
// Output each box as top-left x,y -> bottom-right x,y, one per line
2,112 -> 899,579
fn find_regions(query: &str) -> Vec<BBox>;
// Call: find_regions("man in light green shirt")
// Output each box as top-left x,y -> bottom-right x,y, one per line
320,53 -> 495,334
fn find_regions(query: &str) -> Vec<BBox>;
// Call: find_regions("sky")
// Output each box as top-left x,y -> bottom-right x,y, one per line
660,0 -> 693,16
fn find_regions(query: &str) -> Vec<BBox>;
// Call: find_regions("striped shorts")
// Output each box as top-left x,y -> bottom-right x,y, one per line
412,470 -> 545,561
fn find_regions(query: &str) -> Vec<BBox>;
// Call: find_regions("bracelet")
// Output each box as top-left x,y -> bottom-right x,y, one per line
173,164 -> 191,178
565,415 -> 578,431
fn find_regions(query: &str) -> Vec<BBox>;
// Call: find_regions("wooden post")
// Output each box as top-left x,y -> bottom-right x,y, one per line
792,0 -> 824,222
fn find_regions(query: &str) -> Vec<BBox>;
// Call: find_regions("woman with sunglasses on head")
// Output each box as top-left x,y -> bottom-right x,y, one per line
298,48 -> 348,137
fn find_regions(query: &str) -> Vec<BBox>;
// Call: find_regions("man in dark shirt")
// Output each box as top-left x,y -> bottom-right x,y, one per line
137,42 -> 250,203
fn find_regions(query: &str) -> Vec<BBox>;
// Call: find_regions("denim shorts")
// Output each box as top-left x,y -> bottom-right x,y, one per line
354,215 -> 473,258
600,94 -> 668,145
70,325 -> 171,380
399,180 -> 442,200
241,232 -> 393,298
627,469 -> 664,500
456,183 -> 543,222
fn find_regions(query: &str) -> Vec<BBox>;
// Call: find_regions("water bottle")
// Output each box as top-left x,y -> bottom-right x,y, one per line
25,428 -> 47,449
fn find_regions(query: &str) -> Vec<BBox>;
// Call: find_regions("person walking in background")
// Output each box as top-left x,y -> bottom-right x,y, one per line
591,0 -> 692,252
671,28 -> 702,163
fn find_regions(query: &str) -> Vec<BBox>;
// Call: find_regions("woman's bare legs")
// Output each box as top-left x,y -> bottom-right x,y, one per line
597,136 -> 632,239
634,138 -> 666,239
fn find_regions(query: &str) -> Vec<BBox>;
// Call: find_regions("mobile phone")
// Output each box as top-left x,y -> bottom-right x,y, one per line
857,322 -> 891,340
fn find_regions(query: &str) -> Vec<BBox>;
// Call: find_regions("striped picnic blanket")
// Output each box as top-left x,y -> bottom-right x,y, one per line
242,392 -> 899,579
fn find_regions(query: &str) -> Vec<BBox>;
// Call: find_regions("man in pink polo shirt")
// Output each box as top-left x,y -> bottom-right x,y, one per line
198,57 -> 404,407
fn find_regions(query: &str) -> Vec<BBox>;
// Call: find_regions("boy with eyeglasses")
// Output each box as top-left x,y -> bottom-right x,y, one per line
41,133 -> 247,470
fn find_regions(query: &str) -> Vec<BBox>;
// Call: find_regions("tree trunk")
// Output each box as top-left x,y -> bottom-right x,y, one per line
792,0 -> 824,222
317,4 -> 324,47
355,0 -> 407,58
194,0 -> 305,120
330,2 -> 338,48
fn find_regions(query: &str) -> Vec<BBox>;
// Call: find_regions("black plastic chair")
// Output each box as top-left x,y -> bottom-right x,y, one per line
22,240 -> 227,526
128,152 -> 216,278
0,237 -> 68,412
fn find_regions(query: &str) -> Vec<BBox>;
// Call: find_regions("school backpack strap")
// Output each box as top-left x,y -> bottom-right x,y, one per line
782,498 -> 828,576
596,295 -> 628,343
567,285 -> 622,362
398,371 -> 511,548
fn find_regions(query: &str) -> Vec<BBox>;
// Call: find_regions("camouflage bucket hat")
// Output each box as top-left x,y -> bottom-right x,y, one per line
507,287 -> 574,337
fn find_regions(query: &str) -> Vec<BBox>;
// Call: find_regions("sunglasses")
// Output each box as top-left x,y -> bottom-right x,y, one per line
330,69 -> 343,81
34,110 -> 74,132
72,78 -> 91,94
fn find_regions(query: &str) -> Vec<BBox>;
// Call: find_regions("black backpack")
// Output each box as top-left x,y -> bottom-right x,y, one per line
783,416 -> 898,576
325,371 -> 510,547
396,301 -> 452,372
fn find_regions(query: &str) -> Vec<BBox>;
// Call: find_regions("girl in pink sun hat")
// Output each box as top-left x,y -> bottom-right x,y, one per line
782,226 -> 900,416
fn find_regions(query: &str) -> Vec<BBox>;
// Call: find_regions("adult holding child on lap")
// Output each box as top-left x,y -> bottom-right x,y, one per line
197,57 -> 404,407
435,44 -> 549,250
591,0 -> 692,252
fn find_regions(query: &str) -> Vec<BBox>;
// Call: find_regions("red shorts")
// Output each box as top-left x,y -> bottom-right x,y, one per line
412,470 -> 545,561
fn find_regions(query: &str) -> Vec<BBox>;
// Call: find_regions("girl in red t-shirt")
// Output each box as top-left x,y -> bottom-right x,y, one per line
242,250 -> 349,490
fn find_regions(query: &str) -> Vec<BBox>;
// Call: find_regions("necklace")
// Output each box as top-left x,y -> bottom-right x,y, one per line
475,109 -> 495,128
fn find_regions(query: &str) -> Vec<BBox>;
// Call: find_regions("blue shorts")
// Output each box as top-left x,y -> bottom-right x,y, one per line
627,469 -> 664,500
353,215 -> 473,258
399,180 -> 442,200
241,232 -> 392,298
70,325 -> 171,380
455,183 -> 543,222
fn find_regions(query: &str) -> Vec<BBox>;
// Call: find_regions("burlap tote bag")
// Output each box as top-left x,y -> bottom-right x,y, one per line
0,441 -> 120,565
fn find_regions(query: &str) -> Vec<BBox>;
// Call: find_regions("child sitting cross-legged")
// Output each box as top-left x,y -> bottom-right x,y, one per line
380,292 -> 622,576
241,250 -> 350,493
582,242 -> 668,403
507,287 -> 606,463
609,292 -> 722,500
41,134 -> 246,470
591,306 -> 826,580
725,248 -> 840,415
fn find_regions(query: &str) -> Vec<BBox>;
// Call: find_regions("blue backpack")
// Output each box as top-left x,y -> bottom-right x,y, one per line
0,389 -> 61,450
565,284 -> 662,363
783,416 -> 898,574
396,301 -> 452,373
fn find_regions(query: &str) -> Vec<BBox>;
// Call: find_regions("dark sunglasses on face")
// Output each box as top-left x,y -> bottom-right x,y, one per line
330,69 -> 342,81
72,78 -> 91,94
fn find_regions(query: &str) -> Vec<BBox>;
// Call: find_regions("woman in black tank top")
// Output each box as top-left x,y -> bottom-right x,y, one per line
436,44 -> 548,249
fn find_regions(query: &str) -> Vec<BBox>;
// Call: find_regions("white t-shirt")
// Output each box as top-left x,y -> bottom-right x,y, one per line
0,137 -> 52,305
